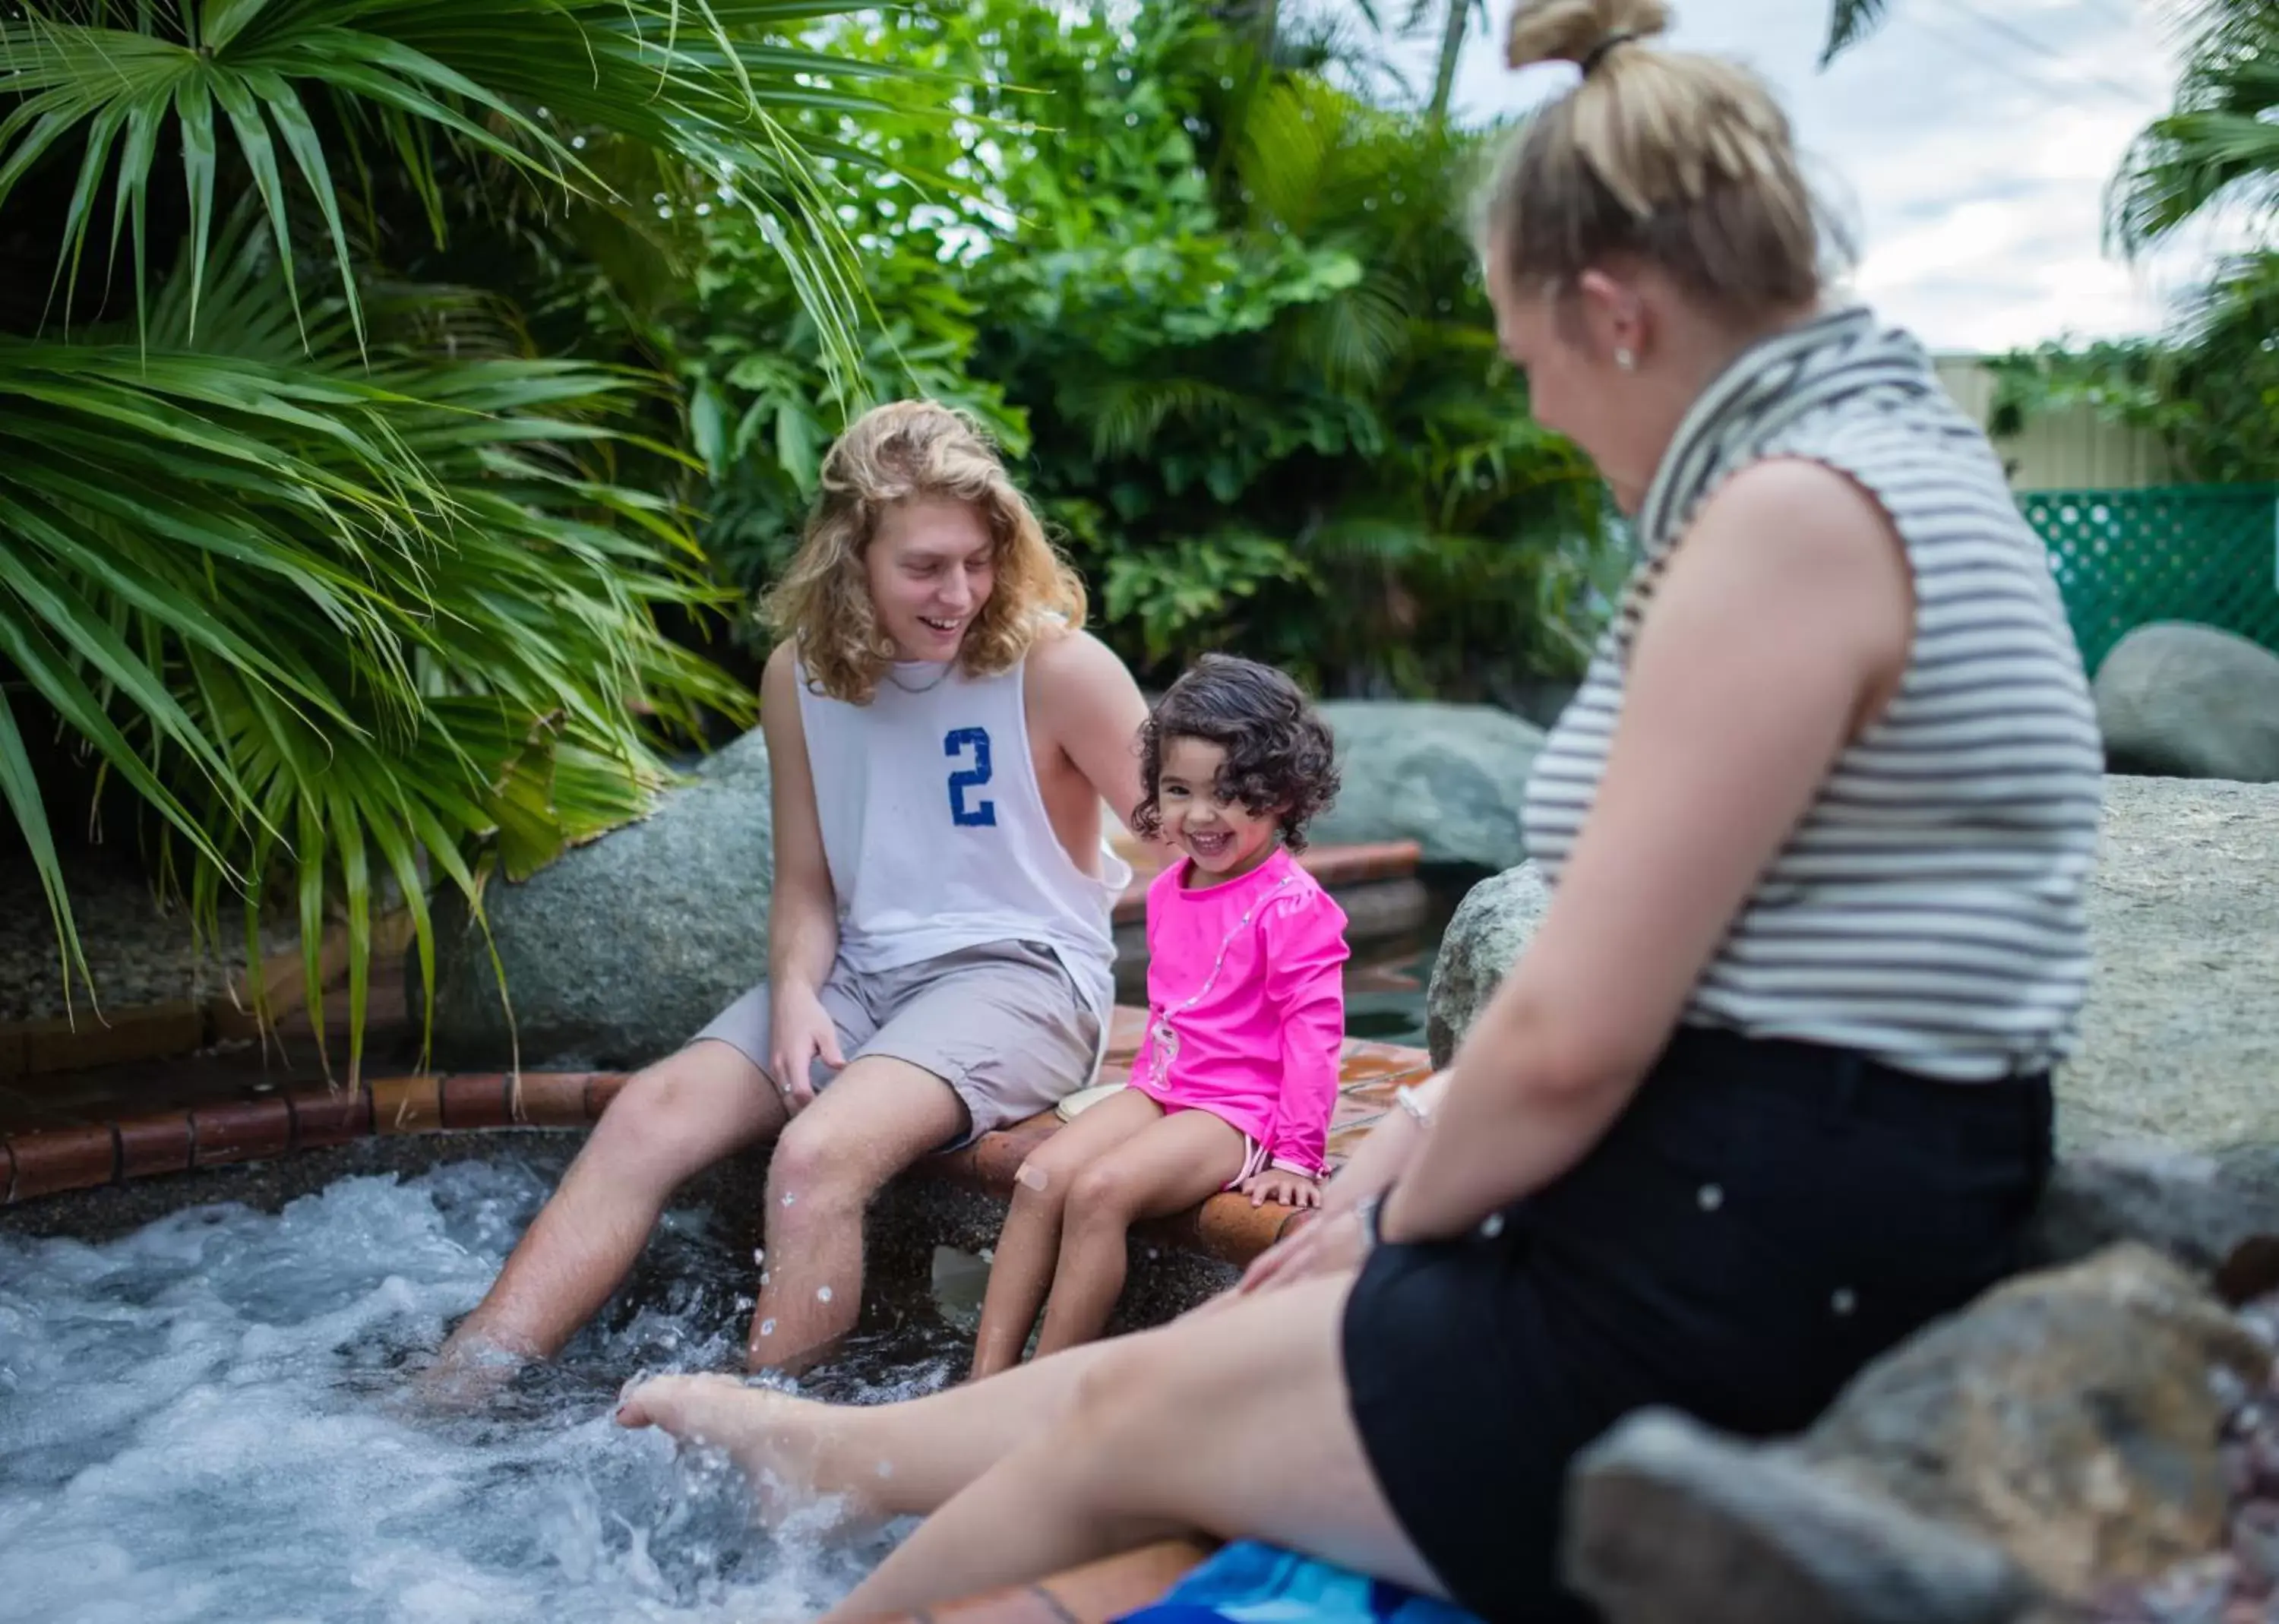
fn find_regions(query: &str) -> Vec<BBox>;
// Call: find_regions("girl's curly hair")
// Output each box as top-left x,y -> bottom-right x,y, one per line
760,400 -> 1086,704
1131,654 -> 1341,853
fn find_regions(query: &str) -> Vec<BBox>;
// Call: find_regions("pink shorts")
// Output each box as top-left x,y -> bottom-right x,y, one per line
1133,1088 -> 1273,1190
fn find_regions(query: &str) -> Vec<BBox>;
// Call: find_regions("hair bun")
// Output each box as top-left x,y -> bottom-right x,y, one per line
1505,0 -> 1672,72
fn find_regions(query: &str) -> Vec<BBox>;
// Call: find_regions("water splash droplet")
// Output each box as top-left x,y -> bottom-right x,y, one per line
760,1319 -> 776,1336
752,1247 -> 766,1265
817,1285 -> 834,1303
780,1192 -> 796,1208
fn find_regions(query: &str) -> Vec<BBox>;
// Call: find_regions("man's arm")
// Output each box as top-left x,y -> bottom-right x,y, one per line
1026,627 -> 1152,833
760,643 -> 839,1000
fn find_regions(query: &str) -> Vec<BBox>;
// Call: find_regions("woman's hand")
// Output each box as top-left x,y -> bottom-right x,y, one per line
1238,1168 -> 1323,1210
1231,1206 -> 1365,1299
767,987 -> 844,1113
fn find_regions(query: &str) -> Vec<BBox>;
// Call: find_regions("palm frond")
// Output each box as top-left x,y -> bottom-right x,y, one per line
0,0 -> 912,383
1278,269 -> 1414,390
0,229 -> 744,1070
2108,0 -> 2279,250
1819,0 -> 1892,66
1062,374 -> 1250,460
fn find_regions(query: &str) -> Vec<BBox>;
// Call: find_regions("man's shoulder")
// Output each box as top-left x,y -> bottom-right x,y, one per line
1020,621 -> 1115,678
1022,626 -> 1138,719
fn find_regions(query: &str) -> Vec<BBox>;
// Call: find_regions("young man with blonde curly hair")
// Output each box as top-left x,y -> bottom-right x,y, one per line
440,400 -> 1152,1377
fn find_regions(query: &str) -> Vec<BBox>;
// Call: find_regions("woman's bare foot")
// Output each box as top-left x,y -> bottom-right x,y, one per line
617,1373 -> 877,1524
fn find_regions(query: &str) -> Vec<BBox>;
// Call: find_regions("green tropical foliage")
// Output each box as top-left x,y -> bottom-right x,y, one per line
1986,0 -> 2278,484
1987,252 -> 2279,484
1819,0 -> 1892,65
2108,0 -> 2279,252
678,0 -> 1616,699
4,0 -> 1615,1070
1,0 -> 912,1073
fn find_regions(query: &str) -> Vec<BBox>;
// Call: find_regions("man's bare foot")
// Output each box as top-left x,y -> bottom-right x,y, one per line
617,1373 -> 876,1524
410,1333 -> 528,1411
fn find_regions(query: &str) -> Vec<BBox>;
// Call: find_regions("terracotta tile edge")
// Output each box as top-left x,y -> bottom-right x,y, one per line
0,1035 -> 1430,1233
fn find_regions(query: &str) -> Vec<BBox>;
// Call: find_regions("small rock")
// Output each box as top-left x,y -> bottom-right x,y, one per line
1565,1245 -> 2265,1622
1565,1408 -> 2040,1624
2230,1502 -> 2279,1595
1796,1244 -> 2266,1600
2094,621 -> 2279,784
1421,860 -> 1550,1067
2027,1144 -> 2279,1282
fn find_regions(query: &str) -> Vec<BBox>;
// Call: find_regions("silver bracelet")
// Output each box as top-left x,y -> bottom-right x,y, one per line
1352,1192 -> 1384,1253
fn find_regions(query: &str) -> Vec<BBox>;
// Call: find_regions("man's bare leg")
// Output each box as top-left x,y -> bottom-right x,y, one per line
435,1039 -> 787,1373
745,1056 -> 969,1373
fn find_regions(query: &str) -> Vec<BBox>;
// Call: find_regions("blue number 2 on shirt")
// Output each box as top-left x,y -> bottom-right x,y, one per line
945,727 -> 997,827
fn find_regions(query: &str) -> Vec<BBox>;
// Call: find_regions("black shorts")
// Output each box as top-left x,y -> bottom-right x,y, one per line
1340,1025 -> 2053,1622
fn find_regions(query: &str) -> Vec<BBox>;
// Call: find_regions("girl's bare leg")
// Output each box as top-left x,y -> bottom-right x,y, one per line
820,1272 -> 1440,1621
968,1088 -> 1167,1380
1031,1110 -> 1247,1360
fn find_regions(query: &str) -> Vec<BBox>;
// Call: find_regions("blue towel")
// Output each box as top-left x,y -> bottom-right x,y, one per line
1114,1540 -> 1484,1624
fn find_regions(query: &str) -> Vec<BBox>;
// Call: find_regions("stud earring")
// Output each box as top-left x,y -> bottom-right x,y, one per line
1614,346 -> 1637,372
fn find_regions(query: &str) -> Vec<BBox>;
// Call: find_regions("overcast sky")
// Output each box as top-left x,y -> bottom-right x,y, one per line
1331,0 -> 2217,355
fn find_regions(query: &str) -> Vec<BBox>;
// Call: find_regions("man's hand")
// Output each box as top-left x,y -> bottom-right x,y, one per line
1238,1167 -> 1323,1210
767,986 -> 844,1112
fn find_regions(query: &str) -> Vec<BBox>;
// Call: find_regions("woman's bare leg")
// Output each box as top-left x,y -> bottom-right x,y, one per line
616,1332 -> 1126,1520
969,1089 -> 1167,1380
818,1272 -> 1440,1620
1030,1111 -> 1247,1360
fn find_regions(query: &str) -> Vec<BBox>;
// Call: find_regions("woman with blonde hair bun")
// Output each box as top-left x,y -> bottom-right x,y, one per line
615,4 -> 2100,1618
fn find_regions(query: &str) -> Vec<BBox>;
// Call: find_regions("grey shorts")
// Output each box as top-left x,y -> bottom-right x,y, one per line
688,939 -> 1103,1145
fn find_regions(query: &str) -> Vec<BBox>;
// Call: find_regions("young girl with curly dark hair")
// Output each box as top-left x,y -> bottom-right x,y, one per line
965,653 -> 1350,1379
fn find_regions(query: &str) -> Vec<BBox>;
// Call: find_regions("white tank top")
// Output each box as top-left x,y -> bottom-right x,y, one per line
793,646 -> 1130,1037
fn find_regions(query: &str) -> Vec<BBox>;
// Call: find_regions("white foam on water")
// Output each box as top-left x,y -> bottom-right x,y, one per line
0,1157 -> 944,1624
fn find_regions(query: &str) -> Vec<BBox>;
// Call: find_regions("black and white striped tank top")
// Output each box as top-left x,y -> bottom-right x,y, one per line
1523,306 -> 2104,1082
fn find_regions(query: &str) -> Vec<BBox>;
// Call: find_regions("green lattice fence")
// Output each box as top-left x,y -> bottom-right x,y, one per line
2020,484 -> 2279,674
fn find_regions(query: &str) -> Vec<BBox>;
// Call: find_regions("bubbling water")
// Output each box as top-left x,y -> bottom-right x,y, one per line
0,1155 -> 961,1624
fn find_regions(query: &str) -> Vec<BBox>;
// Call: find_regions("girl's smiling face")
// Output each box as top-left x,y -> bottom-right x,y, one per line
1154,735 -> 1283,884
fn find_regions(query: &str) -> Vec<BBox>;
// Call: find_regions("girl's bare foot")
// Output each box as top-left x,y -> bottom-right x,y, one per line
617,1373 -> 878,1524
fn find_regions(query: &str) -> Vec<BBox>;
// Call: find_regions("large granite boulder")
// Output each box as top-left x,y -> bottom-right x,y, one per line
2094,621 -> 2279,784
2056,777 -> 2279,1154
1422,859 -> 1550,1067
1424,779 -> 2279,1155
1422,779 -> 2279,1287
1309,700 -> 1544,873
417,728 -> 774,1070
1565,1244 -> 2267,1623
